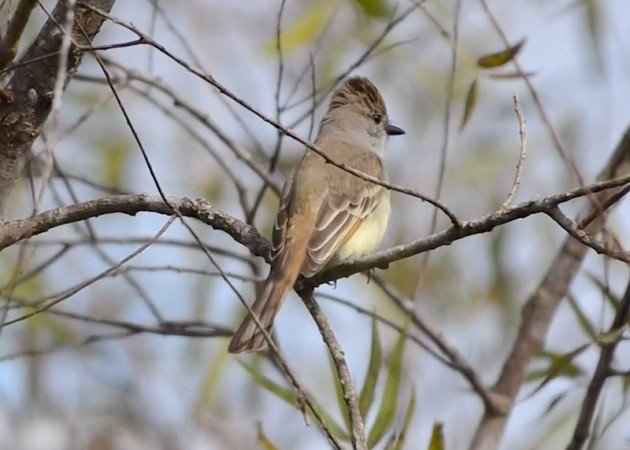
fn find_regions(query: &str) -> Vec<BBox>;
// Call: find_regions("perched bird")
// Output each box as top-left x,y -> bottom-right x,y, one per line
228,77 -> 404,353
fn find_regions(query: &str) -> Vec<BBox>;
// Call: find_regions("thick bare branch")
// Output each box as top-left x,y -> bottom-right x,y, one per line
0,194 -> 270,258
0,0 -> 116,214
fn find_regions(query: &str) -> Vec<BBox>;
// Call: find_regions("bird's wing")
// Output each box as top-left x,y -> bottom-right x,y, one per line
301,151 -> 385,277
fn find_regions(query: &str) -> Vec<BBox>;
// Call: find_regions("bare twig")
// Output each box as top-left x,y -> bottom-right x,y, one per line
477,0 -> 585,187
500,95 -> 527,211
414,0 -> 462,298
301,290 -> 367,450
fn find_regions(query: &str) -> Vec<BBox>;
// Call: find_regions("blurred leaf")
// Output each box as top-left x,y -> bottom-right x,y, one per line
389,389 -> 416,450
100,139 -> 129,187
542,390 -> 568,417
238,360 -> 350,441
359,315 -> 382,418
367,324 -> 407,448
30,314 -> 76,343
238,360 -> 298,404
476,40 -> 525,68
488,71 -> 536,80
427,422 -> 444,450
597,326 -> 625,345
584,0 -> 604,74
266,2 -> 336,55
566,294 -> 598,341
459,80 -> 478,131
526,345 -> 588,397
195,347 -> 229,415
350,0 -> 389,19
257,422 -> 279,450
584,272 -> 629,326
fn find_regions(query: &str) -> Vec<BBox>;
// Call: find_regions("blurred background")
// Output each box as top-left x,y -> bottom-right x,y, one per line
0,0 -> 629,449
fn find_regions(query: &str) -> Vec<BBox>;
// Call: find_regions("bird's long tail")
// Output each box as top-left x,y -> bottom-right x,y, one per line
228,256 -> 301,353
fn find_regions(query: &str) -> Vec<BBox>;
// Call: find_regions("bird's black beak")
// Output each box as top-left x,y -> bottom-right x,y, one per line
385,123 -> 405,136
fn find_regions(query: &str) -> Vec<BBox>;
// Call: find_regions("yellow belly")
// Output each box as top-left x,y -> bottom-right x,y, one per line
336,193 -> 391,261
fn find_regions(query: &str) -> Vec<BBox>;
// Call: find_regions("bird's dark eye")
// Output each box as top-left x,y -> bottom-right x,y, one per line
371,114 -> 383,124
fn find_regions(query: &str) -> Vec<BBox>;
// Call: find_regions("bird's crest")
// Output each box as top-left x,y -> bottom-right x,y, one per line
328,77 -> 387,115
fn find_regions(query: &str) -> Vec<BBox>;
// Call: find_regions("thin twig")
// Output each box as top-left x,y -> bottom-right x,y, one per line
501,94 -> 527,211
414,0 -> 462,298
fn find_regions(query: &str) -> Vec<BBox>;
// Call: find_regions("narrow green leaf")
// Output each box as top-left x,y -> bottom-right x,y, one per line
391,389 -> 417,450
367,325 -> 407,448
351,0 -> 389,19
477,40 -> 525,68
359,315 -> 382,418
542,391 -> 568,417
238,360 -> 297,404
238,360 -> 350,442
257,422 -> 279,450
427,422 -> 444,450
526,345 -> 588,398
488,71 -> 536,80
597,326 -> 625,345
566,294 -> 598,341
459,79 -> 478,131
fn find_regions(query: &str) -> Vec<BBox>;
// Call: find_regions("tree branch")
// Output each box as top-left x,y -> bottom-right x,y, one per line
0,0 -> 116,215
300,290 -> 367,450
468,127 -> 630,450
0,194 -> 270,257
0,0 -> 38,70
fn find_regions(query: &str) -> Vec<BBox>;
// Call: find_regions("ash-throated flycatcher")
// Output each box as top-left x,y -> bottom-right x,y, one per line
228,77 -> 404,353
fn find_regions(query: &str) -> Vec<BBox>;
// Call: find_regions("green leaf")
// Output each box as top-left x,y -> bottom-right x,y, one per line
459,79 -> 478,131
238,360 -> 350,442
427,422 -> 444,450
350,0 -> 389,19
476,40 -> 525,68
265,2 -> 336,55
195,347 -> 229,415
597,326 -> 625,345
359,315 -> 382,418
391,389 -> 417,450
100,139 -> 129,187
238,360 -> 297,404
566,294 -> 598,341
367,325 -> 407,448
257,422 -> 279,450
526,345 -> 588,397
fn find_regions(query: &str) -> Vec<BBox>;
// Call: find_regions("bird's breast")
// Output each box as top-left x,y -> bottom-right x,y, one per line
336,193 -> 391,262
